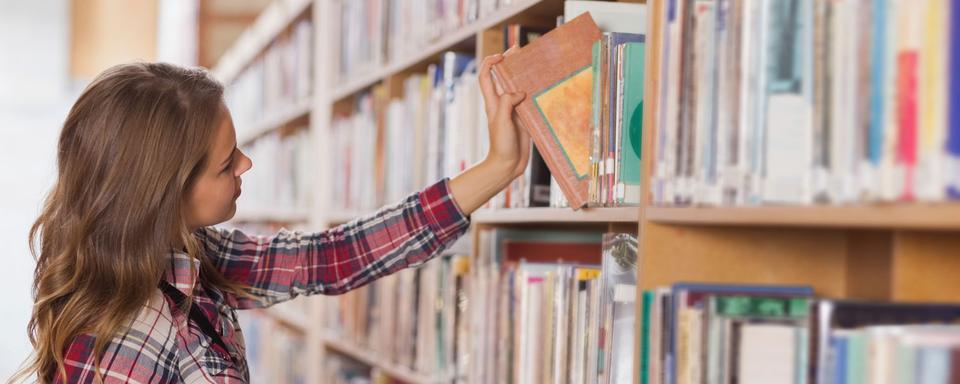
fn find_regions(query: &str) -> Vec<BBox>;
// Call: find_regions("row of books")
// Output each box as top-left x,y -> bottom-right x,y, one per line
332,5 -> 656,211
487,2 -> 648,209
235,129 -> 313,217
639,283 -> 960,384
322,229 -> 639,384
336,0 -> 512,84
225,17 -> 312,140
322,251 -> 470,376
650,0 -> 960,207
329,46 -> 565,212
330,51 -> 486,211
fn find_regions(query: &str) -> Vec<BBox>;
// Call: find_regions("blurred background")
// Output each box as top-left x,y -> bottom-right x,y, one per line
0,0 -> 271,376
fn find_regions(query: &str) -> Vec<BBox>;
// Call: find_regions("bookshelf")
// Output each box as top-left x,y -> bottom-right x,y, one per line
645,204 -> 960,230
211,0 -> 960,382
329,0 -> 555,101
237,96 -> 312,146
321,335 -> 453,384
472,207 -> 640,224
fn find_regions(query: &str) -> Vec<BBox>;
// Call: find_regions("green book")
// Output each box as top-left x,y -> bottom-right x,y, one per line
618,41 -> 645,205
639,290 -> 654,384
846,331 -> 867,384
714,295 -> 811,318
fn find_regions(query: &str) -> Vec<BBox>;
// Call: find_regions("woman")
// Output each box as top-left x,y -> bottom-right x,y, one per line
17,53 -> 527,383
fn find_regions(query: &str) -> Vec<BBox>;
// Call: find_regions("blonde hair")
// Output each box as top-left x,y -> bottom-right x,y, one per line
15,62 -> 246,383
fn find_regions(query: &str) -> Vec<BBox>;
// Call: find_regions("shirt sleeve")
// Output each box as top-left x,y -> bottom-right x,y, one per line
197,178 -> 471,309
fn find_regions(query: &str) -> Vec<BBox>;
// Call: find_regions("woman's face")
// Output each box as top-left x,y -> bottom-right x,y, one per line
184,106 -> 253,229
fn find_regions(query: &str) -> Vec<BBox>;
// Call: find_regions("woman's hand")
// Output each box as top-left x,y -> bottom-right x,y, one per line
448,52 -> 531,215
478,52 -> 529,178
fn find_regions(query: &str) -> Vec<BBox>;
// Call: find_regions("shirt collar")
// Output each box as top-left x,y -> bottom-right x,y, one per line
164,250 -> 200,295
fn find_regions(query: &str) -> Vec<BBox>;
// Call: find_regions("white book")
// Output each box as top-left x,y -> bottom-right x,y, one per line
737,323 -> 798,384
563,1 -> 647,34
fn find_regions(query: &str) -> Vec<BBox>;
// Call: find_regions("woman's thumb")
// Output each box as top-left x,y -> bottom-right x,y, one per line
505,91 -> 526,106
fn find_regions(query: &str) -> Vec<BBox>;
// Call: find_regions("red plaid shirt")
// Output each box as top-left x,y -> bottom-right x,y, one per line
56,179 -> 469,383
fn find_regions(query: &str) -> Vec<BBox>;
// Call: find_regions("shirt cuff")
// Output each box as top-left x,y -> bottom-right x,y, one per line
418,178 -> 471,243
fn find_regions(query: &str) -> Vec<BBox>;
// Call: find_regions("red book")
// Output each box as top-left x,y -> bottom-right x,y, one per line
491,13 -> 603,209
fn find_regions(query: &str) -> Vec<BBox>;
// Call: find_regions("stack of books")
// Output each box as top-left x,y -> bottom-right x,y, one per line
329,52 -> 485,212
490,3 -> 648,209
323,229 -> 639,384
650,0 -> 960,207
638,283 -> 960,384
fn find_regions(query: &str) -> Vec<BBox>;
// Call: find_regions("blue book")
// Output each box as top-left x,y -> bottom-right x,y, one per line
830,335 -> 849,384
868,0 -> 887,166
666,283 -> 814,384
950,0 -> 960,199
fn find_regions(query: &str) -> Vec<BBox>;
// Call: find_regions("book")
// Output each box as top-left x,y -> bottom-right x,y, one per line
563,0 -> 648,34
950,0 -> 960,199
617,41 -> 646,205
491,13 -> 603,209
598,233 -> 639,384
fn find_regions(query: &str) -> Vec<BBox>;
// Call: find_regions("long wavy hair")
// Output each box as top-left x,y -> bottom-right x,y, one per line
15,62 -> 247,383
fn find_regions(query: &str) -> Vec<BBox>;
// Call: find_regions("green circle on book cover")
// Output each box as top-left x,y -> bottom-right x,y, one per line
630,101 -> 643,158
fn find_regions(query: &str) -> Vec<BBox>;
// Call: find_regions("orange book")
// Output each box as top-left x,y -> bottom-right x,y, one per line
491,13 -> 603,209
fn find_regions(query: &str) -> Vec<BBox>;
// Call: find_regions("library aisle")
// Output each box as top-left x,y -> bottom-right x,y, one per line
6,0 -> 960,383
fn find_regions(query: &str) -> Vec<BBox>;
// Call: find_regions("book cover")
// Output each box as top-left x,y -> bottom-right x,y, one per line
618,42 -> 646,205
491,13 -> 603,209
504,24 -> 553,207
949,0 -> 960,199
564,0 -> 648,34
604,33 -> 644,206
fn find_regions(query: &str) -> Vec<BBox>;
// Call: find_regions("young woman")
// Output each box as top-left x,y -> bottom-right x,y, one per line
19,54 -> 527,383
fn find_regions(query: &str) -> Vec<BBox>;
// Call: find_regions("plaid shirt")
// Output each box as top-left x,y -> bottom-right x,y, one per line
57,179 -> 470,383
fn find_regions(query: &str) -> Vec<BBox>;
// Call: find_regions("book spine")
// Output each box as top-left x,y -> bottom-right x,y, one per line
949,0 -> 960,199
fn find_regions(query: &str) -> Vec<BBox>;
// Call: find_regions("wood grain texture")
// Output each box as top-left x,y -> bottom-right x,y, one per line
891,231 -> 960,302
639,223 -> 851,297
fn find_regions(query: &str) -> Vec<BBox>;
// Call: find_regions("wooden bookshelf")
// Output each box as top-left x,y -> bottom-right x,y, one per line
330,0 -> 552,101
645,204 -> 960,230
321,335 -> 452,384
473,206 -> 640,224
237,97 -> 312,146
211,0 -> 960,382
211,0 -> 312,83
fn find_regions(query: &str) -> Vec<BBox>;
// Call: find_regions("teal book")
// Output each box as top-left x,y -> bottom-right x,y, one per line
639,290 -> 654,384
618,41 -> 645,205
845,332 -> 867,384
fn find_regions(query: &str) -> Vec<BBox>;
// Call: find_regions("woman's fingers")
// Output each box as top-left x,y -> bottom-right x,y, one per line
495,91 -> 526,129
478,53 -> 504,117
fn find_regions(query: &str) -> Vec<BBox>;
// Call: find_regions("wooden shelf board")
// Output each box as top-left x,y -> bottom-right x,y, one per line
237,97 -> 313,146
231,208 -> 309,223
330,0 -> 546,101
321,335 -> 450,384
472,207 -> 640,224
645,204 -> 960,230
212,0 -> 312,83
